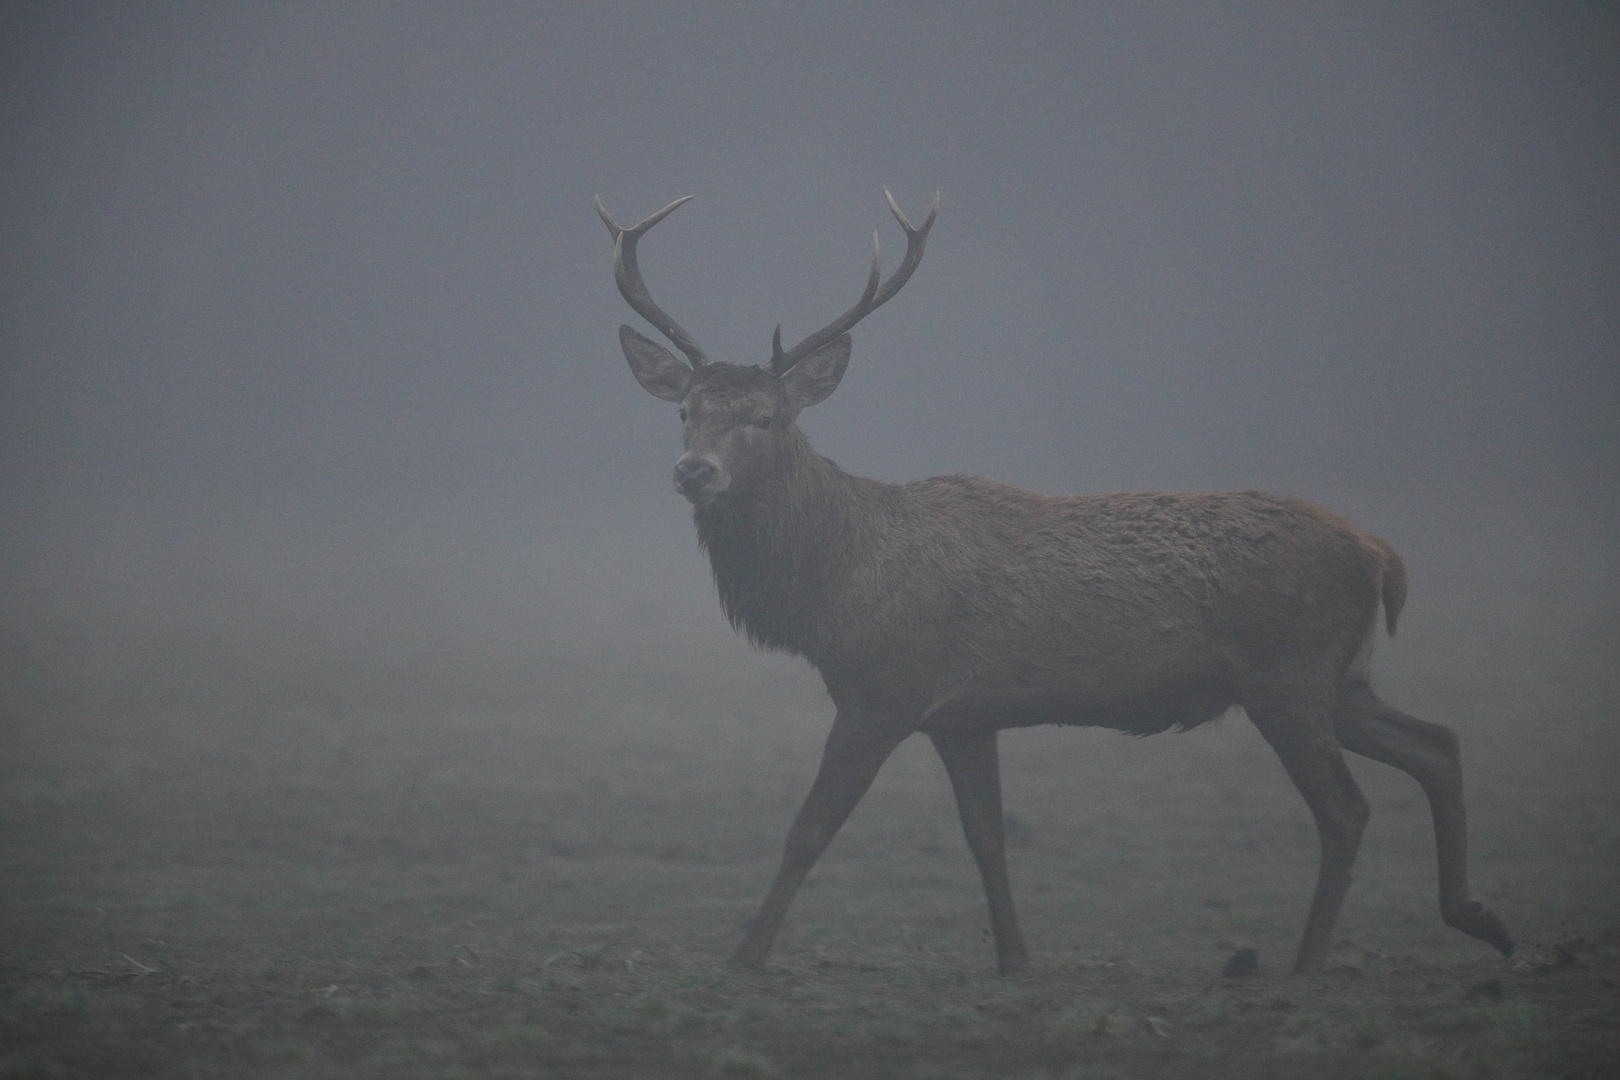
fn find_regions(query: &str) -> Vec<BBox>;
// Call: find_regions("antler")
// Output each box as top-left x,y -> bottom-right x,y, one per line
768,187 -> 940,376
595,194 -> 711,368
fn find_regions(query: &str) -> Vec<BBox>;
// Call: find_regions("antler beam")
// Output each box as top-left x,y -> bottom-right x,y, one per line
595,194 -> 711,368
768,187 -> 940,376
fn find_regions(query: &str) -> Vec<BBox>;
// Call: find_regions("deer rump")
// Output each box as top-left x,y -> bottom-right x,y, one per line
595,189 -> 1512,977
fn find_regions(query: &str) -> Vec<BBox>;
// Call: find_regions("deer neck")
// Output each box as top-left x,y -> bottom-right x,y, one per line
693,426 -> 873,658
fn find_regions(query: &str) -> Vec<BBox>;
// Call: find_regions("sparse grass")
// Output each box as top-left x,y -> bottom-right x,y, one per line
0,1057 -> 66,1080
0,675 -> 1614,1079
335,996 -> 430,1023
5,988 -> 89,1022
1425,998 -> 1557,1034
678,1045 -> 777,1077
1353,1013 -> 1383,1048
1190,1002 -> 1233,1027
864,1020 -> 924,1044
1366,1059 -> 1461,1080
711,1048 -> 777,1077
635,993 -> 673,1018
262,1041 -> 308,1063
1048,1004 -> 1123,1041
492,1022 -> 549,1045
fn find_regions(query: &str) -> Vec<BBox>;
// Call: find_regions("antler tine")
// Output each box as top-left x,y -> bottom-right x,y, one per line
873,187 -> 939,307
769,189 -> 939,375
595,194 -> 710,368
593,194 -> 624,239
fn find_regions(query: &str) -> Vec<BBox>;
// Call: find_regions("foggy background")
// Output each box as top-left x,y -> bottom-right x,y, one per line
1,3 -> 1615,848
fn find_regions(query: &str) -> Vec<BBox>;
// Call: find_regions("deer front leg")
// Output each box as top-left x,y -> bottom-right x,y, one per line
931,727 -> 1029,974
731,712 -> 905,969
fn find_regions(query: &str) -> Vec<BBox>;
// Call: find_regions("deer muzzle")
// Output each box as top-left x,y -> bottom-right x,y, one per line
674,453 -> 729,503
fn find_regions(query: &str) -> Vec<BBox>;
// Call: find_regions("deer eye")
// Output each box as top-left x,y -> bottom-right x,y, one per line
754,415 -> 773,430
678,408 -> 688,422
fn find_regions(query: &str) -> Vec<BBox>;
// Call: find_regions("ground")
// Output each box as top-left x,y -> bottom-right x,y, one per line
1,625 -> 1615,1079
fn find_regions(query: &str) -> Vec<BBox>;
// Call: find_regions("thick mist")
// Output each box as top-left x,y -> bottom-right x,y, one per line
4,0 -> 1614,792
0,5 -> 1615,1075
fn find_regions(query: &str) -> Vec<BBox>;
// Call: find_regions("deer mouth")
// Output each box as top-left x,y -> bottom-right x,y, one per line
678,483 -> 724,505
674,454 -> 729,504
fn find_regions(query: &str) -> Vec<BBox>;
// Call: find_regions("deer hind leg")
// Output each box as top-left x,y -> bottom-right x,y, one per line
931,728 -> 1030,975
1246,692 -> 1371,975
731,712 -> 905,969
1333,682 -> 1513,957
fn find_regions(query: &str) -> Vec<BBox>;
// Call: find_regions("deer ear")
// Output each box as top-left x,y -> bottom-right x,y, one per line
780,333 -> 851,411
621,325 -> 692,402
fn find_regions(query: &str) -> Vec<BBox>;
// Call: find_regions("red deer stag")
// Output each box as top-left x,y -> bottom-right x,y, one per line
594,190 -> 1513,975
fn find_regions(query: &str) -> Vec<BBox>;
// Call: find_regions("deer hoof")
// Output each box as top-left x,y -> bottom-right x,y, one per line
1444,899 -> 1514,957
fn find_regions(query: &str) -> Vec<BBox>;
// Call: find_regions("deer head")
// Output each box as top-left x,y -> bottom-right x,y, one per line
596,189 -> 938,504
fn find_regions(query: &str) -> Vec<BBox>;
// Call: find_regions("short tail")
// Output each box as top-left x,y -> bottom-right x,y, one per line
1372,538 -> 1407,636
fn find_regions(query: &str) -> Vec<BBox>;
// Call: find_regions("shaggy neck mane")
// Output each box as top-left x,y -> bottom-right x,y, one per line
693,426 -> 875,658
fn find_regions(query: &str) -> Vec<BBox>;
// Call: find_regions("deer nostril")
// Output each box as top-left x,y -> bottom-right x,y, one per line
674,459 -> 716,488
